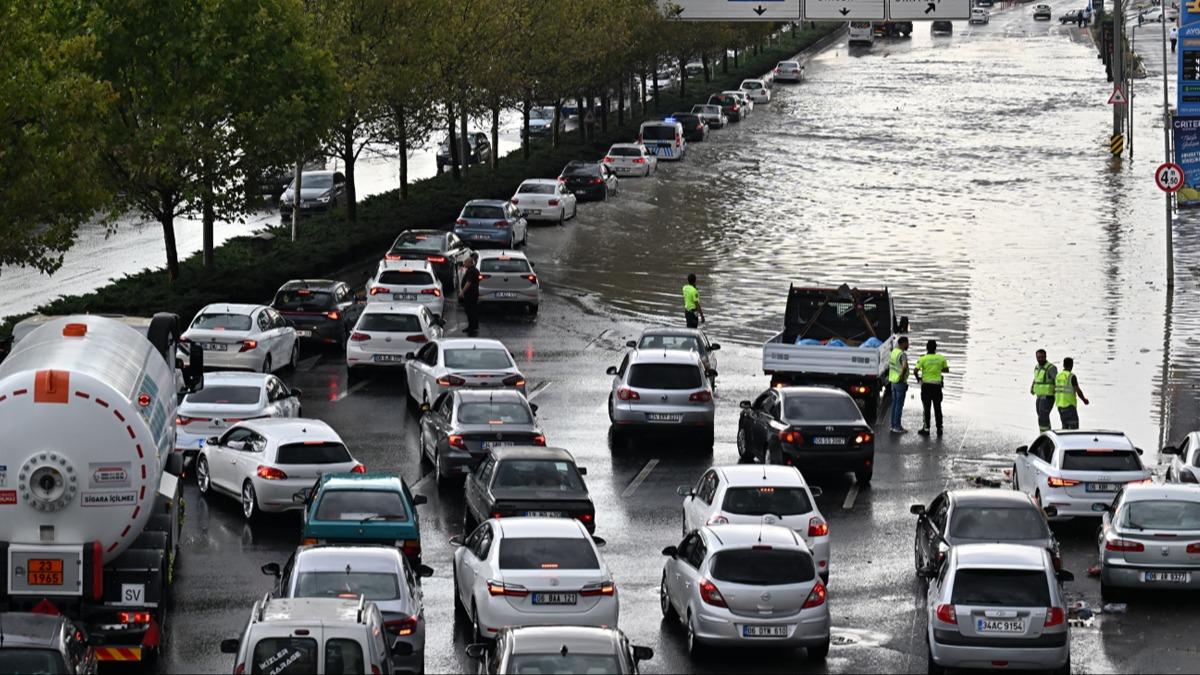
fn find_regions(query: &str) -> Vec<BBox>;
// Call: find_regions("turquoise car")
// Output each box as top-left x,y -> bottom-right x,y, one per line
300,472 -> 427,564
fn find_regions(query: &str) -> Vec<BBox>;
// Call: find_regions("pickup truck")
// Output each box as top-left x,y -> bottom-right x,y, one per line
761,285 -> 906,422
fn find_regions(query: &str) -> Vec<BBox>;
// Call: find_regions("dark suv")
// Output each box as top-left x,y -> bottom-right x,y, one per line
669,112 -> 708,143
385,229 -> 474,291
271,279 -> 361,349
707,93 -> 743,122
436,132 -> 492,174
0,612 -> 97,674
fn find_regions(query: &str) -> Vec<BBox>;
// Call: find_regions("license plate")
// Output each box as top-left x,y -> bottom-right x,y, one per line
393,293 -> 417,301
976,619 -> 1025,634
373,354 -> 404,362
1143,571 -> 1190,583
482,441 -> 515,450
532,592 -> 578,605
494,292 -> 518,298
1086,482 -> 1120,493
742,625 -> 789,638
296,330 -> 312,337
523,511 -> 565,517
27,559 -> 63,586
813,437 -> 846,446
202,343 -> 228,351
646,413 -> 682,423
526,209 -> 541,215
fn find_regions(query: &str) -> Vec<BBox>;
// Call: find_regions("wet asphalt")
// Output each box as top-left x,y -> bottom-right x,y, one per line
136,5 -> 1200,674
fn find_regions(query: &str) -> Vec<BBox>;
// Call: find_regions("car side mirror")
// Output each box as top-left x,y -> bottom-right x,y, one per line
605,366 -> 618,376
1043,506 -> 1058,518
739,400 -> 751,409
662,545 -> 679,557
207,436 -> 221,446
1135,447 -> 1144,455
436,318 -> 446,327
419,402 -> 430,413
677,486 -> 693,497
184,344 -> 205,392
1162,445 -> 1181,455
530,403 -> 539,414
412,495 -> 428,506
220,639 -> 240,655
449,535 -> 466,547
709,343 -> 721,351
810,486 -> 823,497
910,504 -> 926,516
578,467 -> 587,475
632,646 -> 654,662
1092,502 -> 1111,513
261,562 -> 281,577
706,369 -> 718,379
591,536 -> 607,548
405,352 -> 416,360
417,564 -> 434,578
465,643 -> 488,660
1056,569 -> 1075,583
391,641 -> 414,657
290,388 -> 303,399
1015,445 -> 1029,455
625,340 -> 637,348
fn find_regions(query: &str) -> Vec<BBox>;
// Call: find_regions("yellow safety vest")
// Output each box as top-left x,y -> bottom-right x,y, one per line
1032,363 -> 1055,397
888,348 -> 905,383
1055,370 -> 1076,408
916,353 -> 948,383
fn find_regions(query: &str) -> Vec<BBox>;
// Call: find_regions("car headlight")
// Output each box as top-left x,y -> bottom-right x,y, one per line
317,194 -> 331,203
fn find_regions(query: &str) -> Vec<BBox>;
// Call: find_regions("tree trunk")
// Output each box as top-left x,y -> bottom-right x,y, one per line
600,93 -> 609,132
490,102 -> 500,171
460,108 -> 470,178
158,203 -> 179,282
617,78 -> 625,127
722,50 -> 729,74
447,103 -> 461,180
702,53 -> 711,82
577,94 -> 587,142
342,124 -> 357,223
397,105 -> 409,201
678,55 -> 687,98
640,69 -> 648,111
201,176 -> 214,270
552,100 -> 562,149
522,96 -> 531,160
792,22 -> 797,38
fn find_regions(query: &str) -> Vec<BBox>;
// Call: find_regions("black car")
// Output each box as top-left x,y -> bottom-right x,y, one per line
419,389 -> 546,484
271,279 -> 362,349
0,612 -> 97,674
707,93 -> 743,122
1058,8 -> 1082,22
385,229 -> 473,292
464,446 -> 595,533
931,20 -> 953,34
436,131 -> 491,174
737,386 -> 875,483
279,170 -> 346,219
558,160 -> 618,202
669,112 -> 708,143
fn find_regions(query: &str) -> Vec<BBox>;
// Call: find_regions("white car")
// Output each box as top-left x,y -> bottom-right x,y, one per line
175,372 -> 302,460
739,79 -> 771,104
1012,430 -> 1151,519
452,517 -> 617,641
182,303 -> 298,373
690,104 -> 727,129
970,8 -> 990,23
404,338 -> 526,407
1163,431 -> 1200,484
721,90 -> 753,114
510,179 -> 578,225
602,143 -> 657,177
678,465 -> 830,580
476,250 -> 541,315
365,259 -> 445,319
196,418 -> 363,520
773,60 -> 804,83
346,302 -> 444,374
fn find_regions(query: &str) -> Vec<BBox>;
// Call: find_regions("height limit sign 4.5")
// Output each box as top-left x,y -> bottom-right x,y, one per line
1156,162 -> 1185,193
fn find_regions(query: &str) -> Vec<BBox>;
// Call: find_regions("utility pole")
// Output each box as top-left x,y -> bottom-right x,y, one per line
291,159 -> 301,242
1162,13 -> 1174,288
1130,23 -> 1136,158
1114,0 -> 1125,138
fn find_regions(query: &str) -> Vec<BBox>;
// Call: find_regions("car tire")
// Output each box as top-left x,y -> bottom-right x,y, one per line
527,304 -> 539,318
572,203 -> 578,219
926,640 -> 945,675
241,481 -> 259,521
686,611 -> 704,658
434,450 -> 446,485
1101,581 -> 1124,603
736,426 -> 751,461
1012,464 -> 1020,491
508,234 -> 516,250
1052,656 -> 1071,675
660,573 -> 677,620
453,562 -> 468,619
607,395 -> 616,423
522,226 -> 528,245
196,457 -> 211,496
288,343 -> 298,370
699,426 -> 714,449
558,209 -> 565,227
807,639 -> 830,662
464,507 -> 478,534
472,600 -> 487,643
261,355 -> 272,374
855,467 -> 873,485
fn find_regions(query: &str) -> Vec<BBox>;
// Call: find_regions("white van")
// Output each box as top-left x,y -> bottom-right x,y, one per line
637,119 -> 687,161
848,21 -> 875,46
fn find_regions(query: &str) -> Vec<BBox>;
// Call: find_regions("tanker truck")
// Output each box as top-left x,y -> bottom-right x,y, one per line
0,314 -> 202,665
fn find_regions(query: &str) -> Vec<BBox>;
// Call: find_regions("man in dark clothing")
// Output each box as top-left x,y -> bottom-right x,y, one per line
459,255 -> 481,336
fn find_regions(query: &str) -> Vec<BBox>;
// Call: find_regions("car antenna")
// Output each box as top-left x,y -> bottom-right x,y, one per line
757,520 -> 764,543
560,645 -> 569,657
345,564 -> 352,575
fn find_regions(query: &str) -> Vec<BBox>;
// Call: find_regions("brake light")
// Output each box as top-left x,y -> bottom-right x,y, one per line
235,664 -> 245,675
406,335 -> 427,343
591,178 -> 603,185
402,541 -> 421,558
256,466 -> 287,480
779,430 -> 802,445
548,199 -> 559,206
350,463 -> 366,474
492,220 -> 508,229
437,375 -> 466,386
522,274 -> 538,284
487,580 -> 528,597
1047,476 -> 1080,488
455,218 -> 468,226
369,286 -> 389,295
616,387 -> 640,401
675,135 -> 681,146
239,340 -> 258,353
689,390 -> 712,403
850,384 -> 870,395
302,537 -> 318,545
580,581 -> 615,597
175,415 -> 209,426
384,614 -> 417,637
478,274 -> 491,280
119,612 -> 152,624
698,579 -> 726,607
578,512 -> 593,523
935,604 -> 957,624
1186,543 -> 1200,554
731,104 -> 739,111
325,310 -> 340,321
603,156 -> 614,163
1105,538 -> 1145,552
808,516 -> 829,537
854,433 -> 873,444
448,435 -> 467,449
1044,607 -> 1065,627
385,253 -> 401,260
425,255 -> 448,265
532,435 -> 546,446
502,374 -> 526,387
421,288 -> 442,297
350,332 -> 370,342
632,158 -> 645,164
802,581 -> 826,609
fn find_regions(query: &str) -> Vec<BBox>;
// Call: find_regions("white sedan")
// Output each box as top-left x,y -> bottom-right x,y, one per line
602,143 -> 657,177
346,302 -> 443,373
452,518 -> 617,642
196,418 -> 363,520
739,79 -> 771,104
1162,431 -> 1200,484
404,338 -> 526,407
182,303 -> 298,373
175,372 -> 302,460
365,259 -> 445,319
510,179 -> 578,225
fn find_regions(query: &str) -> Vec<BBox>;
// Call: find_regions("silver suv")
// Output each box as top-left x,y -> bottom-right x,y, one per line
605,349 -> 716,445
926,543 -> 1072,675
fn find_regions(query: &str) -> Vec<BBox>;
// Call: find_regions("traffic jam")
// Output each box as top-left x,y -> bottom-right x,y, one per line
0,19 -> 1195,675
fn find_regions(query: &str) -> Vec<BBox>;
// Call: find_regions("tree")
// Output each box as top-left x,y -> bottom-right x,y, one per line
378,0 -> 440,200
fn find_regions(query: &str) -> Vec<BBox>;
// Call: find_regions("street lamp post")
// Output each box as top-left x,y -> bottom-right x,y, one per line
1163,12 -> 1174,288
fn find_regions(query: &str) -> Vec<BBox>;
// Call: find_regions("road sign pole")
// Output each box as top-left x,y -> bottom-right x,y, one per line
1163,10 -> 1174,289
1114,0 -> 1124,139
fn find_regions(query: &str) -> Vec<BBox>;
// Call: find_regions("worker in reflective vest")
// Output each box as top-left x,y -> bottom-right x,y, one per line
915,340 -> 949,437
888,336 -> 910,433
1031,349 -> 1057,432
1054,357 -> 1089,430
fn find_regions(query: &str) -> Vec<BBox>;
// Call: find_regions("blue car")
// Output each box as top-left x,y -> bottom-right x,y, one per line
300,472 -> 426,564
453,199 -> 528,249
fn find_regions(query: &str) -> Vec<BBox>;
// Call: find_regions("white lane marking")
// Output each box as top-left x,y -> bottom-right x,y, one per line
297,355 -> 322,372
527,380 -> 552,401
621,459 -> 659,498
333,379 -> 370,402
843,481 -> 859,510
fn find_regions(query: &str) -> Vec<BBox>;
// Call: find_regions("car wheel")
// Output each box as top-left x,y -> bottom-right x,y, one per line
914,533 -> 926,576
699,426 -> 714,449
660,573 -> 677,620
472,600 -> 487,643
521,226 -> 528,245
196,457 -> 211,496
241,481 -> 259,521
261,355 -> 272,374
463,507 -> 478,534
453,562 -> 468,619
1034,490 -> 1043,510
558,209 -> 565,227
807,639 -> 830,662
686,611 -> 704,657
736,426 -> 751,460
434,450 -> 445,485
855,467 -> 873,485
527,303 -> 539,318
288,343 -> 298,370
607,395 -> 616,423
1012,464 -> 1020,490
508,234 -> 516,249
1052,656 -> 1071,675
572,203 -> 578,219
926,639 -> 945,675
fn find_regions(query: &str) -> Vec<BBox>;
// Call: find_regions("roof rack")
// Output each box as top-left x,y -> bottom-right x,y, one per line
254,592 -> 271,623
1052,429 -> 1125,436
355,595 -> 368,624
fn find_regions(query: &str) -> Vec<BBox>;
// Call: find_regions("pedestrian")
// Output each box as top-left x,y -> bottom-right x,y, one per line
682,273 -> 705,328
1054,357 -> 1090,429
1138,10 -> 1144,25
888,336 -> 910,433
915,340 -> 949,437
1171,25 -> 1179,53
1030,349 -> 1058,432
459,255 -> 481,336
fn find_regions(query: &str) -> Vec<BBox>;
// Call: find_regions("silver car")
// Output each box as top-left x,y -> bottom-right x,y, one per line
690,104 -> 726,129
467,626 -> 653,674
659,524 -> 830,659
605,349 -> 716,445
475,250 -> 541,316
1161,431 -> 1200,483
1097,484 -> 1200,601
926,543 -> 1072,675
418,388 -> 545,483
625,327 -> 720,379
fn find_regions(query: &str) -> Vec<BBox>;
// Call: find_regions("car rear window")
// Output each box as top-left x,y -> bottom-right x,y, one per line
377,270 -> 434,286
1123,500 -> 1200,530
461,205 -> 505,220
722,487 -> 813,516
951,570 -> 1050,607
709,95 -> 731,105
517,183 -> 555,194
508,654 -> 619,673
949,506 -> 1049,540
742,81 -> 763,89
608,146 -> 641,157
273,290 -> 336,311
294,571 -> 400,601
480,258 -> 532,274
563,163 -> 598,177
251,637 -> 317,675
710,549 -> 815,585
314,489 -> 409,522
391,232 -> 443,251
0,649 -> 67,674
498,538 -> 599,570
192,313 -> 252,331
1061,450 -> 1143,472
692,105 -> 715,114
627,363 -> 702,390
458,401 -> 532,424
185,385 -> 261,405
324,639 -> 364,675
493,459 -> 584,491
357,313 -> 422,332
641,125 -> 676,140
783,395 -> 862,422
275,442 -> 352,465
443,348 -> 513,370
638,335 -> 701,352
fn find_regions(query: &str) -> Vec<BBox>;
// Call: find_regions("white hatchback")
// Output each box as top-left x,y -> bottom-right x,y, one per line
476,250 -> 541,315
452,517 -> 617,641
346,303 -> 443,373
182,303 -> 298,373
366,259 -> 445,319
510,179 -> 578,224
404,338 -> 526,407
603,143 -> 657,177
1012,430 -> 1151,519
739,79 -> 771,103
175,371 -> 301,460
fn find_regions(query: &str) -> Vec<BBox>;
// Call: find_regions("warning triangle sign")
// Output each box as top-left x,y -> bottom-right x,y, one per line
1108,86 -> 1127,105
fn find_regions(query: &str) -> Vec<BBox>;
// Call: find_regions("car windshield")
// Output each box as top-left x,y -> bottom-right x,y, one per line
628,363 -> 702,390
783,395 -> 862,422
638,334 -> 701,352
498,538 -> 599,570
709,95 -> 730,105
275,442 -> 352,465
315,489 -> 409,522
444,348 -> 513,370
492,459 -> 584,491
0,648 -> 67,674
710,549 -> 815,585
391,232 -> 444,251
949,506 -> 1050,540
185,385 -> 261,405
779,62 -> 799,68
1060,450 -> 1142,472
457,401 -> 532,424
273,290 -> 336,311
641,125 -> 676,140
951,569 -> 1050,607
518,183 -> 555,194
357,313 -> 422,332
530,108 -> 554,120
251,637 -> 318,675
722,487 -> 813,516
290,174 -> 333,189
461,205 -> 505,220
608,146 -> 641,157
377,270 -> 434,286
294,571 -> 401,601
1122,500 -> 1200,530
508,654 -> 620,674
192,313 -> 252,331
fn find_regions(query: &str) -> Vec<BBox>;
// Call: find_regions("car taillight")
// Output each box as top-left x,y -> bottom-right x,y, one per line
522,274 -> 538,284
385,615 -> 418,637
302,537 -> 318,545
779,430 -> 802,444
421,288 -> 442,297
854,432 -> 873,444
578,512 -> 594,524
675,135 -> 681,146
689,390 -> 712,403
406,335 -> 427,343
256,465 -> 287,480
119,612 -> 152,624
487,580 -> 528,597
557,176 -> 566,182
455,218 -> 468,226
616,387 -> 640,401
632,158 -> 645,164
448,435 -> 467,449
369,286 -> 389,295
808,516 -> 829,537
176,415 -> 209,426
935,604 -> 957,625
350,463 -> 366,474
603,156 -> 614,163
802,581 -> 826,609
402,541 -> 421,558
325,310 -> 340,321
350,332 -> 370,342
1044,607 -> 1065,627
1126,478 -> 1153,485
478,273 -> 491,280
850,384 -> 870,395
532,435 -> 546,446
1106,538 -> 1145,552
1186,543 -> 1200,554
437,375 -> 466,386
591,177 -> 603,185
239,339 -> 258,352
234,665 -> 245,675
426,255 -> 447,264
698,578 -> 726,607
1047,476 -> 1081,488
731,104 -> 739,111
385,253 -> 401,260
548,199 -> 559,206
503,375 -> 526,387
580,581 -> 615,597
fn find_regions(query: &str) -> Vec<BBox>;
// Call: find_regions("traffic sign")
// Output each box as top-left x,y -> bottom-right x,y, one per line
1157,162 -> 1185,192
663,0 -> 802,20
1107,86 -> 1127,105
803,0 -> 885,20
887,0 -> 970,20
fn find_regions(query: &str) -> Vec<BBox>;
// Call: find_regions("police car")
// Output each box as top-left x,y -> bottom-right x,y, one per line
637,119 -> 686,161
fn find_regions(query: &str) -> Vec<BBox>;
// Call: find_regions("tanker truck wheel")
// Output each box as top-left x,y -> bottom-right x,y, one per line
241,481 -> 260,520
196,457 -> 212,496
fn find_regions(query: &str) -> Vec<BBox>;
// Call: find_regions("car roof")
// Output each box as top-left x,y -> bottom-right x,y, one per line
519,178 -> 559,186
497,517 -> 589,538
242,418 -> 339,442
464,199 -> 509,207
716,464 -> 808,487
436,337 -> 509,350
628,349 -> 704,366
640,120 -> 679,127
741,78 -> 765,83
295,545 -> 404,572
318,472 -> 407,492
277,279 -> 340,292
490,446 -> 575,463
195,371 -> 271,386
359,302 -> 425,315
948,489 -> 1036,508
1121,483 -> 1200,502
300,170 -> 338,178
474,249 -> 529,260
778,60 -> 800,66
0,613 -> 67,648
395,229 -> 444,238
197,303 -> 263,315
1047,430 -> 1136,450
453,388 -> 528,403
609,142 -> 644,149
778,386 -> 855,400
952,543 -> 1049,570
259,598 -> 365,625
379,258 -> 435,271
639,326 -> 704,339
704,524 -> 805,549
507,626 -> 623,655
